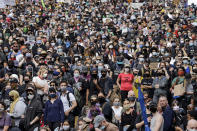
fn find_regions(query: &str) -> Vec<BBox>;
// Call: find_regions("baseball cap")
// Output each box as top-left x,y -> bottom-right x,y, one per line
93,115 -> 105,128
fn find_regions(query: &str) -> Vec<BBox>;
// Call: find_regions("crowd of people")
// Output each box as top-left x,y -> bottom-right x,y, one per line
0,0 -> 197,130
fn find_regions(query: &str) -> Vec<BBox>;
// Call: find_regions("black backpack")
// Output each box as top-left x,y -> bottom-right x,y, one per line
66,92 -> 80,116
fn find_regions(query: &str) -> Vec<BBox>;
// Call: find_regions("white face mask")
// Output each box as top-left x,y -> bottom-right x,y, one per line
43,73 -> 48,78
74,73 -> 80,78
63,125 -> 70,130
27,94 -> 34,100
125,68 -> 130,73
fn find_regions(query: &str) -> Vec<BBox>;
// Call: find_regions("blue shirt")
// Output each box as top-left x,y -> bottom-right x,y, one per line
44,99 -> 64,123
163,105 -> 174,131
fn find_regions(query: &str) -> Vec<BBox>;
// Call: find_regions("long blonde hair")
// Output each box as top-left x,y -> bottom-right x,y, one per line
38,66 -> 48,77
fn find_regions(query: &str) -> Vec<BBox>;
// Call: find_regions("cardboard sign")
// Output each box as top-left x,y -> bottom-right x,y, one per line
149,62 -> 159,70
174,83 -> 185,97
0,0 -> 6,8
188,0 -> 197,5
5,0 -> 16,6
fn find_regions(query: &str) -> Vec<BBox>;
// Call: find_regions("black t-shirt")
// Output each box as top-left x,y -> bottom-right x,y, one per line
98,77 -> 113,96
141,78 -> 153,86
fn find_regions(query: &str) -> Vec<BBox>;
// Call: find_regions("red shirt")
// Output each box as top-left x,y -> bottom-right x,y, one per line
118,73 -> 134,91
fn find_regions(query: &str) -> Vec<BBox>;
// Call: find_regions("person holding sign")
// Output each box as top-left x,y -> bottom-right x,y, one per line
171,67 -> 187,110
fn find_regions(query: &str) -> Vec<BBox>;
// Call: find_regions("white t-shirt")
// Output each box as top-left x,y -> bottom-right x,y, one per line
112,106 -> 123,119
32,76 -> 48,95
60,92 -> 76,112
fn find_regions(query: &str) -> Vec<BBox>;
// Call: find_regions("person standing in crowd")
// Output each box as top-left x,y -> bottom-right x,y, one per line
20,85 -> 43,131
0,0 -> 197,131
158,95 -> 174,131
60,81 -> 77,128
112,97 -> 122,126
33,66 -> 49,96
44,87 -> 64,131
98,69 -> 113,99
149,102 -> 164,131
8,90 -> 26,127
152,69 -> 169,103
0,102 -> 11,131
117,64 -> 134,102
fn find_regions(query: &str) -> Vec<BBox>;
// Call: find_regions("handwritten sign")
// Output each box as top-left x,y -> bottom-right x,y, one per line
5,0 -> 16,6
0,0 -> 6,8
149,62 -> 159,70
174,83 -> 185,97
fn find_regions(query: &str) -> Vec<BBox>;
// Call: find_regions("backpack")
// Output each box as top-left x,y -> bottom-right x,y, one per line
66,92 -> 80,116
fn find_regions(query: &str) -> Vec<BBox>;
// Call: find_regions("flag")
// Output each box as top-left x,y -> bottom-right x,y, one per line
41,0 -> 46,9
138,87 -> 151,131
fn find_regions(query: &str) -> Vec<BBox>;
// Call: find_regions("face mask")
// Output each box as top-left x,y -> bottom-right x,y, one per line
9,97 -> 14,102
91,74 -> 97,79
109,45 -> 113,49
91,101 -> 97,105
101,73 -> 107,77
4,49 -> 8,53
119,50 -> 123,53
58,48 -> 63,52
123,105 -> 130,110
61,87 -> 67,92
161,48 -> 165,52
98,66 -> 103,71
152,52 -> 157,56
51,43 -> 55,46
78,125 -> 83,129
53,71 -> 60,76
139,58 -> 144,62
173,106 -> 179,111
99,125 -> 105,130
98,97 -> 106,103
50,93 -> 56,98
125,68 -> 130,73
189,42 -> 194,46
0,108 -> 4,112
178,71 -> 184,76
139,45 -> 143,48
113,102 -> 120,106
63,125 -> 70,130
27,94 -> 34,100
183,60 -> 189,64
43,73 -> 48,78
0,40 -> 3,44
124,50 -> 128,54
37,40 -> 42,44
188,129 -> 197,131
74,73 -> 80,78
157,72 -> 163,76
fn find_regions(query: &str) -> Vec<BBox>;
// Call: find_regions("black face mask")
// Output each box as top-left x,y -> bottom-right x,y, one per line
24,80 -> 29,84
83,72 -> 88,76
157,72 -> 163,76
143,74 -> 150,77
98,97 -> 106,103
91,74 -> 97,79
101,73 -> 107,77
9,97 -> 14,102
90,100 -> 97,106
13,49 -> 18,52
